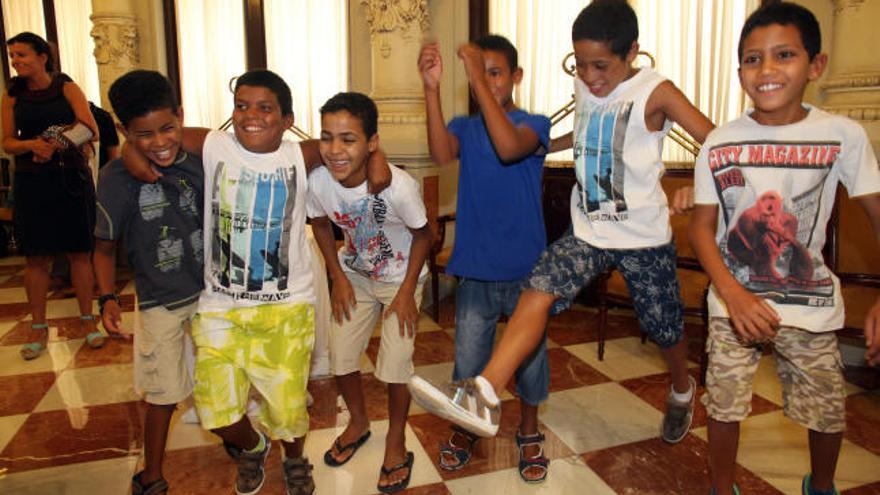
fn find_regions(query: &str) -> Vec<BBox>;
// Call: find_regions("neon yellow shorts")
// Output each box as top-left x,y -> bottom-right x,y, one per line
192,302 -> 315,441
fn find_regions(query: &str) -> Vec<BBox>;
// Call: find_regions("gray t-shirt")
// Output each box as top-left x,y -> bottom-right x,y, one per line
95,153 -> 204,310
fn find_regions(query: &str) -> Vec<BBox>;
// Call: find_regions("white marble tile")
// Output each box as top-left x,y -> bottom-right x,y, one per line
0,339 -> 82,377
45,298 -> 98,319
164,402 -> 221,451
445,455 -> 616,495
0,319 -> 19,340
0,256 -> 25,266
119,280 -> 137,295
34,364 -> 139,412
565,337 -> 696,381
0,456 -> 138,495
541,383 -> 663,453
305,420 -> 442,494
0,287 -> 27,303
0,413 -> 28,453
691,410 -> 880,493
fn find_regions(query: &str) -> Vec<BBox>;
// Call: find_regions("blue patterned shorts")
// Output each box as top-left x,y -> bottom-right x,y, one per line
526,233 -> 684,348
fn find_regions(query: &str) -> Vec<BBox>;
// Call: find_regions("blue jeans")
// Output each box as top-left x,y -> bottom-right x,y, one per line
452,277 -> 549,406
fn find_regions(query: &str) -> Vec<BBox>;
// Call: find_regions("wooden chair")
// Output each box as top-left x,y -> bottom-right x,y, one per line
428,213 -> 456,322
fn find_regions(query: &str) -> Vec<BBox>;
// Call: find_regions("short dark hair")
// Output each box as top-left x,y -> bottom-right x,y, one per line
475,34 -> 518,72
319,92 -> 378,138
739,2 -> 821,61
571,0 -> 639,59
108,70 -> 179,127
234,69 -> 293,116
6,32 -> 55,96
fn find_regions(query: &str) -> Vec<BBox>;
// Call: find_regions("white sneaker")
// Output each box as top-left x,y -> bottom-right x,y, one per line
408,375 -> 500,437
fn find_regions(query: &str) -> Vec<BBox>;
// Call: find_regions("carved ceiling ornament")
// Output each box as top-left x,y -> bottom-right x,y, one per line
832,0 -> 866,14
90,14 -> 139,67
361,0 -> 429,58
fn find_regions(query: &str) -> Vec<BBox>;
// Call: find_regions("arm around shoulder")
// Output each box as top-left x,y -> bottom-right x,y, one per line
650,81 -> 714,144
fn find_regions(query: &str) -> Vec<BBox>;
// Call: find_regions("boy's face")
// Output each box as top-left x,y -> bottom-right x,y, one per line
319,110 -> 378,188
478,49 -> 522,112
121,107 -> 183,168
232,85 -> 293,153
738,23 -> 827,125
573,39 -> 638,97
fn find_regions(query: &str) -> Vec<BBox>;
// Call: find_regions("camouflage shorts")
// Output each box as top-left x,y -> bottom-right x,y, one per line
702,318 -> 845,433
525,232 -> 684,348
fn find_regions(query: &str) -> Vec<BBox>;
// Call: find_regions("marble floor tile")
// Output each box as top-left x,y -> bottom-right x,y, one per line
0,287 -> 27,303
0,414 -> 28,453
411,331 -> 457,366
843,481 -> 880,494
444,455 -> 616,495
692,410 -> 880,493
846,391 -> 880,457
0,339 -> 82,377
45,298 -> 98,320
564,337 -> 696,382
540,382 -> 663,453
0,455 -> 138,495
0,372 -> 56,416
70,337 -> 133,368
34,363 -> 139,412
0,302 -> 30,321
0,319 -> 18,340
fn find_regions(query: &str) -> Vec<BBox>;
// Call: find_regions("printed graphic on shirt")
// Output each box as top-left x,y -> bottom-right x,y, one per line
706,140 -> 841,306
210,162 -> 296,301
574,101 -> 632,221
335,195 -> 401,279
139,184 -> 170,222
156,226 -> 183,273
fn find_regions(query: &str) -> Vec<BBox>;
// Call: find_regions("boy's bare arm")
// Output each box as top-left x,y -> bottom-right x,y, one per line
385,223 -> 431,337
418,42 -> 460,165
181,127 -> 210,155
648,81 -> 715,144
549,131 -> 573,154
121,126 -> 209,183
93,238 -> 128,338
689,204 -> 780,342
310,215 -> 356,323
458,43 -> 541,163
301,140 -> 391,193
857,193 -> 880,365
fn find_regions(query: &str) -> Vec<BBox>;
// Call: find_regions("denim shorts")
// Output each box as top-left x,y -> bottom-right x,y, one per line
526,233 -> 684,348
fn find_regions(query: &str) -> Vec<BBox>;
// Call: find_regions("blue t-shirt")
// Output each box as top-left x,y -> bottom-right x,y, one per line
446,110 -> 550,281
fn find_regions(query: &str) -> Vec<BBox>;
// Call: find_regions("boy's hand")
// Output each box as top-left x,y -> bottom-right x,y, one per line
670,186 -> 695,215
122,141 -> 163,183
418,42 -> 443,91
330,275 -> 357,324
457,43 -> 485,84
865,297 -> 880,366
100,300 -> 132,341
385,291 -> 419,338
722,285 -> 780,343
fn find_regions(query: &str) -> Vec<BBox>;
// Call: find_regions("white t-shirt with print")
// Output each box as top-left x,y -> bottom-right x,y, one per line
199,130 -> 315,313
694,106 -> 880,332
570,67 -> 674,248
307,164 -> 428,283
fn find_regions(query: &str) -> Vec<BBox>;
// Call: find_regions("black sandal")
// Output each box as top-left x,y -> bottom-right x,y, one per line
323,429 -> 371,466
515,430 -> 549,484
438,425 -> 479,471
131,471 -> 169,495
377,451 -> 414,494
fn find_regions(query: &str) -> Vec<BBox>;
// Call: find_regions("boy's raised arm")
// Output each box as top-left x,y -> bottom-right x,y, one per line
857,193 -> 880,366
457,43 -> 541,163
689,204 -> 780,342
418,42 -> 460,165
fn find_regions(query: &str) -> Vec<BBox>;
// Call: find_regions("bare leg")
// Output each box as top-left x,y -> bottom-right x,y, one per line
481,290 -> 556,392
661,339 -> 691,393
327,371 -> 371,463
212,416 -> 260,451
807,429 -> 842,492
282,437 -> 305,459
707,418 -> 739,495
24,255 -> 52,327
140,402 -> 177,484
68,251 -> 95,317
379,383 -> 411,488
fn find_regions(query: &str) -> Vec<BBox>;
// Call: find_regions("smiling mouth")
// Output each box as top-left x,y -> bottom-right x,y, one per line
756,83 -> 783,93
151,148 -> 175,162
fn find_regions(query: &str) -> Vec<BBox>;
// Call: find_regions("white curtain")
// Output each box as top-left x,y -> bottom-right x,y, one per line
2,0 -> 46,76
490,0 -> 759,163
264,0 -> 347,139
54,0 -> 101,104
175,0 -> 247,129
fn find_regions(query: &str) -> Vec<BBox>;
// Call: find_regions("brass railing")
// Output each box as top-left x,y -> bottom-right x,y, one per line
550,51 -> 700,158
218,76 -> 312,140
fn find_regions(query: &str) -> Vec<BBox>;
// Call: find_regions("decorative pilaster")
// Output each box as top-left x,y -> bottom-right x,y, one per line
89,12 -> 139,110
822,0 -> 880,151
361,0 -> 430,166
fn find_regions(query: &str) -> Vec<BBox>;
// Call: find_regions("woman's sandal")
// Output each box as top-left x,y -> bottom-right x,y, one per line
131,471 -> 169,495
438,426 -> 479,471
323,429 -> 371,467
515,430 -> 549,484
82,314 -> 106,349
377,451 -> 414,494
20,323 -> 49,360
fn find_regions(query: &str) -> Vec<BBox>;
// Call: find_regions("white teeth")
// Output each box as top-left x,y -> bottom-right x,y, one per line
757,83 -> 782,92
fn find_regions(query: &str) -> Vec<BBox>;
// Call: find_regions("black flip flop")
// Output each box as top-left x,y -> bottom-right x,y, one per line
323,430 -> 372,467
377,451 -> 414,494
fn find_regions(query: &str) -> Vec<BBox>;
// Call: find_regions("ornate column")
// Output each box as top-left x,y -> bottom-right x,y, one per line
90,1 -> 140,110
361,0 -> 431,167
822,0 -> 880,151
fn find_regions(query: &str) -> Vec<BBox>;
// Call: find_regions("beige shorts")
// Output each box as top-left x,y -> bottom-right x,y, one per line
702,318 -> 845,433
330,272 -> 425,384
134,302 -> 197,405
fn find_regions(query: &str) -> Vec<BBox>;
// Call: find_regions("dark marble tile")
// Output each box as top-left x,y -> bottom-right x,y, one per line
0,301 -> 31,321
845,392 -> 880,457
547,310 -> 642,347
0,401 -> 145,473
843,366 -> 880,392
396,482 -> 451,494
71,337 -> 133,368
582,434 -> 784,495
0,273 -> 25,287
844,481 -> 880,494
0,371 -> 55,416
0,264 -> 24,276
408,399 -> 573,481
505,347 -> 610,397
411,331 -> 457,367
2,316 -> 98,345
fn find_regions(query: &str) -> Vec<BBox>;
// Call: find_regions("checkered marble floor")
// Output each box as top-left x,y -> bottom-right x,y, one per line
0,255 -> 878,494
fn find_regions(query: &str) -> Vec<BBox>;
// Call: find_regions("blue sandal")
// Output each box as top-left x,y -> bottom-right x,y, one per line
20,323 -> 49,360
438,426 -> 479,471
82,315 -> 106,349
802,474 -> 839,495
516,430 -> 549,484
